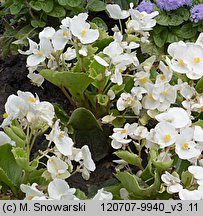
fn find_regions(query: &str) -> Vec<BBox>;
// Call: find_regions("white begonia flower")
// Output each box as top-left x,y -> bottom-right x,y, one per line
0,131 -> 15,146
179,189 -> 202,200
69,145 -> 95,180
18,38 -> 38,55
94,55 -> 109,67
101,115 -> 116,124
142,83 -> 163,110
134,71 -> 151,87
27,37 -> 53,67
20,183 -> 44,200
78,46 -> 88,56
103,41 -> 123,60
117,93 -> 142,115
194,126 -> 203,144
0,94 -> 29,128
39,27 -> 55,40
47,156 -> 70,179
106,4 -> 130,20
70,13 -> 99,44
156,58 -> 173,84
157,83 -> 177,112
62,47 -> 76,61
52,26 -> 71,51
110,123 -> 132,149
146,128 -> 159,149
188,165 -> 203,181
157,151 -> 172,163
195,32 -> 203,48
155,107 -> 191,129
111,68 -> 123,85
107,89 -> 115,100
154,122 -> 178,148
178,81 -> 195,100
161,171 -> 183,194
129,126 -> 149,140
93,188 -> 113,200
48,179 -> 78,200
191,96 -> 203,113
52,17 -> 71,51
128,9 -> 159,32
46,120 -> 74,156
27,72 -> 44,87
131,86 -> 147,100
175,127 -> 201,160
120,188 -> 129,200
81,145 -> 96,172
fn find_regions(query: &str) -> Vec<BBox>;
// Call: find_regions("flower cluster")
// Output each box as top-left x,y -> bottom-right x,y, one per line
136,0 -> 154,14
190,4 -> 203,23
156,0 -> 192,11
166,33 -> 203,80
0,91 -> 101,200
19,13 -> 99,86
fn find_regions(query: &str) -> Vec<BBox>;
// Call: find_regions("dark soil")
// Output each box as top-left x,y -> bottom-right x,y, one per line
0,54 -> 115,194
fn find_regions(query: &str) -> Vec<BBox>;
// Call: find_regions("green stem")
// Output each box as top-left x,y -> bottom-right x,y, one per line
60,85 -> 76,107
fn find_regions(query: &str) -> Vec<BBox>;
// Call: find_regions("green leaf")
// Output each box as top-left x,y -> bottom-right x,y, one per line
40,70 -> 93,102
114,150 -> 142,168
181,171 -> 193,187
53,103 -> 69,124
0,144 -> 22,186
0,168 -> 16,192
193,119 -> 203,128
10,3 -> 24,14
40,0 -> 54,13
48,5 -> 66,17
141,41 -> 164,60
4,127 -> 26,148
175,23 -> 197,39
16,25 -> 35,40
87,0 -> 106,12
31,20 -> 46,28
68,108 -> 111,161
153,29 -> 168,48
166,31 -> 180,43
196,76 -> 203,93
115,171 -> 161,199
29,0 -> 42,11
75,189 -> 87,200
67,0 -> 83,7
12,147 -> 38,172
91,17 -> 108,31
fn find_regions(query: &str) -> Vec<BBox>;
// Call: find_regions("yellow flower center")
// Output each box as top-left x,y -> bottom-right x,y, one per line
163,90 -> 168,97
81,29 -> 87,36
178,58 -> 185,66
59,133 -> 65,139
199,106 -> 203,111
140,77 -> 147,84
28,196 -> 34,200
63,31 -> 68,37
160,75 -> 166,81
141,12 -> 145,18
37,51 -> 43,57
3,112 -> 8,119
119,68 -> 123,73
126,97 -> 133,103
182,143 -> 189,150
194,57 -> 200,63
149,94 -> 154,100
121,129 -> 127,134
166,65 -> 170,70
163,134 -> 171,142
28,97 -> 36,103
